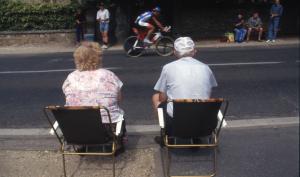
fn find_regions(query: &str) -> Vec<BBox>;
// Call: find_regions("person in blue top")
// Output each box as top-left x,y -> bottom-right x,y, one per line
135,7 -> 168,44
266,0 -> 283,43
233,13 -> 247,43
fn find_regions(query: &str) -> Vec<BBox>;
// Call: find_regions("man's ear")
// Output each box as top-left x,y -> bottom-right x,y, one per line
193,49 -> 197,56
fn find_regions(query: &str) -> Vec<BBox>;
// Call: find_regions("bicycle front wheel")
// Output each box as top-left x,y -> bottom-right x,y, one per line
123,36 -> 145,57
155,36 -> 174,56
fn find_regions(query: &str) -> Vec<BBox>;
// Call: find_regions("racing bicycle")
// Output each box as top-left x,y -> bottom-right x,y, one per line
123,26 -> 174,57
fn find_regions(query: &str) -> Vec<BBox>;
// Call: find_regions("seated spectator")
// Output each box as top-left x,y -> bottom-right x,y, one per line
233,13 -> 247,43
246,12 -> 264,41
62,42 -> 127,148
152,37 -> 218,137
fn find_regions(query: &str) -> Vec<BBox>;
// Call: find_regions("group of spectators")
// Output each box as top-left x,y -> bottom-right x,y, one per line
233,0 -> 283,43
76,0 -> 283,47
63,36 -> 216,151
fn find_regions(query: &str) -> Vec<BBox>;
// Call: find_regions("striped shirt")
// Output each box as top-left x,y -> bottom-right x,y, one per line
135,11 -> 153,23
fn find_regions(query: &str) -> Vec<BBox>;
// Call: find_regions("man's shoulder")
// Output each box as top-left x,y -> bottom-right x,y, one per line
163,59 -> 182,68
163,57 -> 208,69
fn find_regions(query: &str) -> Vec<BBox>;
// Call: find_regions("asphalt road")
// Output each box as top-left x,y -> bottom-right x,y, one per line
0,45 -> 298,128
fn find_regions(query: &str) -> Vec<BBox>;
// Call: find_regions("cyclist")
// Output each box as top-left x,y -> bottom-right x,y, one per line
135,7 -> 167,44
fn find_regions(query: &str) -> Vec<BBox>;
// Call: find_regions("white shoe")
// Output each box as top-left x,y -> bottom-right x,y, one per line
266,40 -> 271,43
271,40 -> 276,43
101,45 -> 108,49
143,38 -> 153,44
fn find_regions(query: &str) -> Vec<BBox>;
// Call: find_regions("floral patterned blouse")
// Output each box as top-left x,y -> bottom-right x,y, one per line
62,69 -> 124,123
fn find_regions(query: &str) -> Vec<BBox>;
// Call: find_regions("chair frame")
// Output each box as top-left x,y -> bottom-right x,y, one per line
44,106 -> 118,177
161,98 -> 229,177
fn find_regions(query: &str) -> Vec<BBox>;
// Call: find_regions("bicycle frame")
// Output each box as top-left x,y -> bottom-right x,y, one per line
132,27 -> 148,41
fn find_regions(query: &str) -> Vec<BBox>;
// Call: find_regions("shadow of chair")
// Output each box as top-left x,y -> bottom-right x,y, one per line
44,106 -> 119,177
160,98 -> 229,177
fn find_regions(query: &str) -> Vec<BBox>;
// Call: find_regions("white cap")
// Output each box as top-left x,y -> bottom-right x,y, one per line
174,37 -> 195,54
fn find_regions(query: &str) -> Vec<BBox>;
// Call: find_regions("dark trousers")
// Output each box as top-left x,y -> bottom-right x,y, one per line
234,28 -> 247,42
76,26 -> 84,43
268,18 -> 280,40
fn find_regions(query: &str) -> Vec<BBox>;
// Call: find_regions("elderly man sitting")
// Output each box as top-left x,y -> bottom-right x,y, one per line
152,37 -> 218,139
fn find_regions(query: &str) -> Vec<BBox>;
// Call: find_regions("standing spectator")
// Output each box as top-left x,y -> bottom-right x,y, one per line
266,0 -> 283,43
75,9 -> 86,45
246,12 -> 264,41
96,2 -> 110,49
234,13 -> 247,43
152,37 -> 217,136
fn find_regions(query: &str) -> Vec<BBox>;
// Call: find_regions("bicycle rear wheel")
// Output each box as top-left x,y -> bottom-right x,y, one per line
155,36 -> 174,56
123,36 -> 145,57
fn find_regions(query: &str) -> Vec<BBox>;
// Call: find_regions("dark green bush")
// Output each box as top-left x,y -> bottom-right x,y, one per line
0,1 -> 80,31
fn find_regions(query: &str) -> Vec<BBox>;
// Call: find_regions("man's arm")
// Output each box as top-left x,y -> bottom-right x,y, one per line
279,6 -> 283,16
152,16 -> 164,30
235,19 -> 244,27
246,18 -> 252,28
104,9 -> 110,22
152,91 -> 167,109
96,11 -> 101,22
271,5 -> 283,18
258,18 -> 263,27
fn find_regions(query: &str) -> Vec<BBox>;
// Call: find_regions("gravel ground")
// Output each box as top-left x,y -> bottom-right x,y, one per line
0,148 -> 156,177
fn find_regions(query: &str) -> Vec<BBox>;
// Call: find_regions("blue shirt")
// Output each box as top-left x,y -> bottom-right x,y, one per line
135,11 -> 153,23
270,4 -> 283,18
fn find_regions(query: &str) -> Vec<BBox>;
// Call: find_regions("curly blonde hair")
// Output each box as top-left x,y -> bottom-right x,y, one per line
73,42 -> 102,71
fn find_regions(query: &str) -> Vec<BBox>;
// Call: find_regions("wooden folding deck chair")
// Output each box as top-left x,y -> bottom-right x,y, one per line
44,106 -> 119,177
160,98 -> 229,177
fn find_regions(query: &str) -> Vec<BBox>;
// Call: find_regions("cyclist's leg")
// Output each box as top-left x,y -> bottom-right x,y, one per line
138,21 -> 154,43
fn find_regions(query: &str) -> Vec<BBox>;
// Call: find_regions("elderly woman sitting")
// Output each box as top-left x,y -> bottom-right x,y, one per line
62,42 -> 126,149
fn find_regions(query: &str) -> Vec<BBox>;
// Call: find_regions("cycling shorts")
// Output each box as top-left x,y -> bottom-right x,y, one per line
138,20 -> 152,29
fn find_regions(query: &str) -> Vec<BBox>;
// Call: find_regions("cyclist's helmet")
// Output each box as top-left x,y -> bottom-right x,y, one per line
152,6 -> 161,12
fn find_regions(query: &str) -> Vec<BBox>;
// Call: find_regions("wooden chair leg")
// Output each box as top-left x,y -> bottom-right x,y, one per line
213,147 -> 217,177
166,147 -> 171,177
112,154 -> 116,177
62,153 -> 67,177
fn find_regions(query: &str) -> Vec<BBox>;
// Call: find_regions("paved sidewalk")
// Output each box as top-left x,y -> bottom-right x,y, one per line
0,124 -> 298,177
0,37 -> 298,55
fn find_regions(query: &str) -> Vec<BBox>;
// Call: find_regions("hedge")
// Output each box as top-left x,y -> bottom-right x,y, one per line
0,0 -> 80,31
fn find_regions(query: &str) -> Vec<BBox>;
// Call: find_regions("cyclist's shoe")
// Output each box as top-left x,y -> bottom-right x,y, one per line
101,45 -> 108,49
163,26 -> 171,32
143,38 -> 153,44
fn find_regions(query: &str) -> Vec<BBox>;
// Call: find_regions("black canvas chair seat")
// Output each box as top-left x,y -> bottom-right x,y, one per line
161,98 -> 229,177
44,106 -> 119,177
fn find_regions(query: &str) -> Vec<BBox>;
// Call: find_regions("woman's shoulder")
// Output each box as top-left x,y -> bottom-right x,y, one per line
96,68 -> 118,77
66,70 -> 79,77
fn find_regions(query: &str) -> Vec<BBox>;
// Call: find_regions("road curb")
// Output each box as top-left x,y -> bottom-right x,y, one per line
0,39 -> 298,55
0,117 -> 298,136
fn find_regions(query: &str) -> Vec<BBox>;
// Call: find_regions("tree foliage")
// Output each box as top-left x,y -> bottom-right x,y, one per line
0,0 -> 80,31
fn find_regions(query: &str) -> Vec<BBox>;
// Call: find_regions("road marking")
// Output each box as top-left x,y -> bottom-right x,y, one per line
209,61 -> 283,66
0,117 -> 298,136
0,67 -> 120,74
0,62 -> 284,74
0,69 -> 74,74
